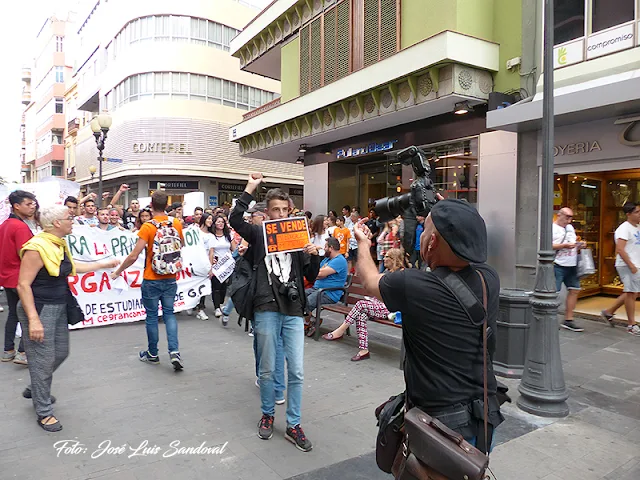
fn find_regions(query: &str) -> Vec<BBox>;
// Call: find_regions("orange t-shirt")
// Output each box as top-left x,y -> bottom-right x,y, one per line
138,215 -> 184,281
333,227 -> 351,255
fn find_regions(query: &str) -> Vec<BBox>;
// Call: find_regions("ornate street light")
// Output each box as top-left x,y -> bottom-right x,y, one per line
517,0 -> 569,418
90,111 -> 112,202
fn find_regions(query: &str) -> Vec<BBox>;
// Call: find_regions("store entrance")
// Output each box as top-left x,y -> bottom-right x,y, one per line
555,168 -> 640,298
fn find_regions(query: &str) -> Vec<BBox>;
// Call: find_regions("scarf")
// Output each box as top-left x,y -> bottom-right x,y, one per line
265,253 -> 292,283
20,232 -> 76,277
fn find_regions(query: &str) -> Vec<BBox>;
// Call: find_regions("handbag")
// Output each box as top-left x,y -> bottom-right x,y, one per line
66,289 -> 85,325
375,392 -> 406,473
391,269 -> 492,480
228,253 -> 258,321
577,248 -> 596,278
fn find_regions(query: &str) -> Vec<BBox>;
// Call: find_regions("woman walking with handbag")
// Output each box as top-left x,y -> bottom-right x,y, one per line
17,205 -> 119,432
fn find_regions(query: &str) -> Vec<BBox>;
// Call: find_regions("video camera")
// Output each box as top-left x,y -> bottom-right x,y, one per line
373,146 -> 438,256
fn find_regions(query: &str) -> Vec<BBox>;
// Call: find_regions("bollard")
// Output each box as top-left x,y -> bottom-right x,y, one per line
494,288 -> 533,379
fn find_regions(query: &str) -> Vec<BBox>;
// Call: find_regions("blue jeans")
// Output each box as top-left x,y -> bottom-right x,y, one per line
222,297 -> 234,316
253,326 -> 286,400
254,311 -> 304,426
141,279 -> 179,356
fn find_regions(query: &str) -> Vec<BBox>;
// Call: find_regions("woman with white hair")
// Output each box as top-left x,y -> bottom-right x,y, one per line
17,205 -> 119,432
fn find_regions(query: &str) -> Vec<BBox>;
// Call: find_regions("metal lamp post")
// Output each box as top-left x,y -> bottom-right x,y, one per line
90,112 -> 113,203
517,0 -> 569,417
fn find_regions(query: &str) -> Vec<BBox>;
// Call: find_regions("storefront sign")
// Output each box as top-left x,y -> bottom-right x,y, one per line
587,24 -> 635,60
149,181 -> 199,190
615,116 -> 640,146
289,187 -> 304,196
219,183 -> 246,192
263,217 -> 310,255
209,195 -> 218,207
336,140 -> 398,160
554,141 -> 602,156
554,39 -> 584,68
133,143 -> 192,154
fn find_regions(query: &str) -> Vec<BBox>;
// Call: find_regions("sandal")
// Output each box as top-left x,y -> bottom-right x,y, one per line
322,333 -> 343,341
37,416 -> 63,432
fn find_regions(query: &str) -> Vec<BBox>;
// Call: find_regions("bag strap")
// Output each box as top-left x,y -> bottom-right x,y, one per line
477,270 -> 489,455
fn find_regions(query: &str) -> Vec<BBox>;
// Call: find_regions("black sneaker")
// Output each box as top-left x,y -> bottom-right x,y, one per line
601,310 -> 615,327
170,351 -> 183,371
561,320 -> 584,332
285,424 -> 313,452
257,414 -> 274,440
139,350 -> 160,364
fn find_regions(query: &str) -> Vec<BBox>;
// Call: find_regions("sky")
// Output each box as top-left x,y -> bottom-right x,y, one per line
1,0 -> 271,184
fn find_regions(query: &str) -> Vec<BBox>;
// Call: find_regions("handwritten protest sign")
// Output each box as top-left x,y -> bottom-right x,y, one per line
66,225 -> 211,329
211,252 -> 235,282
263,217 -> 310,255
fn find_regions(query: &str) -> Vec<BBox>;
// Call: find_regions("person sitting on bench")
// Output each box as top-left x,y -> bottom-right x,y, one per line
305,237 -> 348,334
322,248 -> 406,361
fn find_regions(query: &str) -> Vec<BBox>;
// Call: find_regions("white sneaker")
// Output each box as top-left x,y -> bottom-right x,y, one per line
196,310 -> 209,321
0,306 -> 4,312
248,327 -> 254,337
627,325 -> 640,336
214,308 -> 222,318
255,378 -> 260,388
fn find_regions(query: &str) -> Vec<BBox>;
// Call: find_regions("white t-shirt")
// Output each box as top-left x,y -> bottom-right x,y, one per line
327,226 -> 337,237
209,233 -> 232,261
614,221 -> 640,268
202,231 -> 215,254
312,231 -> 329,256
553,223 -> 577,267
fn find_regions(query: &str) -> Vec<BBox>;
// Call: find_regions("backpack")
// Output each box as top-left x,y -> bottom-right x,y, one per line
228,246 -> 259,321
149,217 -> 183,275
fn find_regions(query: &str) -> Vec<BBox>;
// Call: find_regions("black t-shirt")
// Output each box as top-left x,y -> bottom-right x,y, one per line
32,254 -> 74,305
379,264 -> 499,410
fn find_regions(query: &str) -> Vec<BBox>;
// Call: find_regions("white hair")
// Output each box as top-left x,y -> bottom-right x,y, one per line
39,205 -> 70,230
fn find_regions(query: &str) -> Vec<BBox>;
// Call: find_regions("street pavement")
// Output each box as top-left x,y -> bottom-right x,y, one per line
1,289 -> 639,479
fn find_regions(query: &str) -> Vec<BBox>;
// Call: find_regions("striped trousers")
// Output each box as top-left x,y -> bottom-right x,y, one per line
18,303 -> 69,419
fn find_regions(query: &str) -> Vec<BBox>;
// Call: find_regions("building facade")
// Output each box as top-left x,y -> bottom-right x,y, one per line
21,15 -> 74,183
70,0 -> 303,208
228,0 -> 528,283
488,0 -> 640,293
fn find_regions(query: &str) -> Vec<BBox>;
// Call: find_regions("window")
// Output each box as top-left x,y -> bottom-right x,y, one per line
172,15 -> 190,41
56,36 -> 63,52
51,165 -> 63,177
554,0 -> 585,45
55,98 -> 63,114
55,66 -> 64,83
592,0 -> 635,33
156,16 -> 170,39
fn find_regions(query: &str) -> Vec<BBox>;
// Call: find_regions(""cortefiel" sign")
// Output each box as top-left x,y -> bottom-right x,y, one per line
133,143 -> 192,154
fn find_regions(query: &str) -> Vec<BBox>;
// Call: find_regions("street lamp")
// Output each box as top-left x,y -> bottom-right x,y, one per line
517,0 -> 569,418
90,111 -> 112,203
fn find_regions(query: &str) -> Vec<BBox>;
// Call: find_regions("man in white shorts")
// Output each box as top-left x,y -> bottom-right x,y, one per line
602,202 -> 640,336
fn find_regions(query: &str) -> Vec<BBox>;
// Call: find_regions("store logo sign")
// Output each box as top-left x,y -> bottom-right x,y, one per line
615,116 -> 640,147
554,141 -> 602,156
553,39 -> 584,69
133,143 -> 192,154
336,140 -> 398,159
586,23 -> 635,60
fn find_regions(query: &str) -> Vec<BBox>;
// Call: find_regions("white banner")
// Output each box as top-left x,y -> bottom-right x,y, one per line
211,252 -> 235,283
67,225 -> 212,329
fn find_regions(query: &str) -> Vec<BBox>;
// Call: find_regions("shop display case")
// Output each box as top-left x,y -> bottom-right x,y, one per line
601,178 -> 640,294
565,177 -> 601,295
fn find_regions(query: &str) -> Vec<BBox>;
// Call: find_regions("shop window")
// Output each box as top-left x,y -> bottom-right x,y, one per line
554,0 -> 585,45
427,139 -> 479,207
592,0 -> 635,33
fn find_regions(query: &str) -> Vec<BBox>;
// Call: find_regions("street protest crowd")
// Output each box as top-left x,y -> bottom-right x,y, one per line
2,170 -> 565,480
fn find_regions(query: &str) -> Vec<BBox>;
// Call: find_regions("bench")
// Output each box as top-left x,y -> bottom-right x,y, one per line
311,275 -> 405,368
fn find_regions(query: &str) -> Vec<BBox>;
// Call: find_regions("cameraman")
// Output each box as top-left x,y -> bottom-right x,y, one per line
354,199 -> 503,452
230,173 -> 320,453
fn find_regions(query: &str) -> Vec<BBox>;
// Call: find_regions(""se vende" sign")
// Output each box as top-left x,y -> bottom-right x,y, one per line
263,218 -> 310,255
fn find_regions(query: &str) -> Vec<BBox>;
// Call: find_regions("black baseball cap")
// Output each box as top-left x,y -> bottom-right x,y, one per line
430,199 -> 487,264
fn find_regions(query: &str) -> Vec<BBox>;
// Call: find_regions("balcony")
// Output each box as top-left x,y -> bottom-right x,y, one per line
22,91 -> 31,105
242,97 -> 282,121
22,68 -> 31,81
67,118 -> 80,135
35,145 -> 65,168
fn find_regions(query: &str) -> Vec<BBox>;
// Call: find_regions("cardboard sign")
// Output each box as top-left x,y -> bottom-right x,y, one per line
263,217 -> 310,255
211,252 -> 235,283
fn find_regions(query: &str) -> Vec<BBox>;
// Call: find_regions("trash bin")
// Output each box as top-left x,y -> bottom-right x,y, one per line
493,288 -> 533,379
